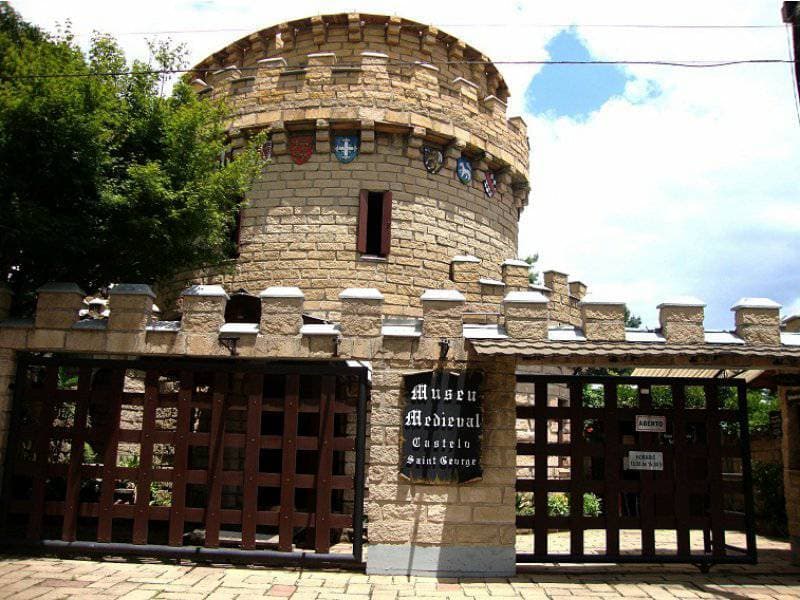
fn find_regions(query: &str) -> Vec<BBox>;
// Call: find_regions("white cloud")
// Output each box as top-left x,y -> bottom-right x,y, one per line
9,0 -> 799,329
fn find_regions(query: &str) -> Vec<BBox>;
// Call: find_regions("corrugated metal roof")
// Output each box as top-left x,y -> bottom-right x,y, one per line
630,368 -> 765,382
468,339 -> 800,366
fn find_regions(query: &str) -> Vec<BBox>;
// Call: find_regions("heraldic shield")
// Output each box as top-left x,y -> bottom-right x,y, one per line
288,133 -> 314,165
333,135 -> 359,163
483,172 -> 497,198
422,146 -> 443,174
456,156 -> 472,184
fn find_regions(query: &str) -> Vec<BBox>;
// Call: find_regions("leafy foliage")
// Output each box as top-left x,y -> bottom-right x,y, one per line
624,307 -> 642,328
746,389 -> 778,432
0,5 -> 265,312
524,254 -> 539,285
751,461 -> 788,537
515,492 -> 602,517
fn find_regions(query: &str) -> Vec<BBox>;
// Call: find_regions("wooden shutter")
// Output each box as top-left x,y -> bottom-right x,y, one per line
380,191 -> 392,256
357,190 -> 368,253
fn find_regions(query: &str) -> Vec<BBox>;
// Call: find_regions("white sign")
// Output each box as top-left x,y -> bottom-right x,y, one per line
627,451 -> 664,471
635,415 -> 667,433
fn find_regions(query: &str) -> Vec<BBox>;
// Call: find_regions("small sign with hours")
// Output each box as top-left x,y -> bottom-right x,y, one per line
627,451 -> 664,471
635,414 -> 666,433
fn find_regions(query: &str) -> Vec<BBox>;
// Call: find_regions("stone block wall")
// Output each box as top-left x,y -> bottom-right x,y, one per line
366,355 -> 519,576
2,281 -> 799,574
171,128 -> 522,320
192,14 -> 529,176
165,12 -> 531,321
750,432 -> 782,465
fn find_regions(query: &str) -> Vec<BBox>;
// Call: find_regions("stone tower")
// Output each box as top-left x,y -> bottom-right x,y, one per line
183,13 -> 530,318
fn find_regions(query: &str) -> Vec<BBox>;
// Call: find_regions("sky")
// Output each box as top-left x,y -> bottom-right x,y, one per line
9,0 -> 800,330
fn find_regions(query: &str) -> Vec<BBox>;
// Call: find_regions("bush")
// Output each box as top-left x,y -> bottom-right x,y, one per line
548,493 -> 570,517
515,492 -> 602,517
751,461 -> 788,537
583,492 -> 602,517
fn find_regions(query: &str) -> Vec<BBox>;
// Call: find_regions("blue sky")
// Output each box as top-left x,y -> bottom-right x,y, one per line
10,0 -> 800,331
525,28 -> 633,119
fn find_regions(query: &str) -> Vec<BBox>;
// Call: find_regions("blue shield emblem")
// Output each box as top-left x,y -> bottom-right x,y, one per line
333,135 -> 359,163
456,157 -> 472,184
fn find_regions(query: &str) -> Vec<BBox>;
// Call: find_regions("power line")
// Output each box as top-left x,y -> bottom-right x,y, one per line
109,23 -> 786,36
1,58 -> 794,80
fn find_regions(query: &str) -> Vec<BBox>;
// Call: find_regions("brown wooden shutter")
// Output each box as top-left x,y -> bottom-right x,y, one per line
380,191 -> 392,256
357,189 -> 368,253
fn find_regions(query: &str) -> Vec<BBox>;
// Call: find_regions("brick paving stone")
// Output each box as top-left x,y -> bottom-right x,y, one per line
115,592 -> 159,600
3,541 -> 800,600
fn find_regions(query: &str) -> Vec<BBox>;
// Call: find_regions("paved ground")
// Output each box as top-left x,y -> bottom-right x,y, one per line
1,534 -> 798,600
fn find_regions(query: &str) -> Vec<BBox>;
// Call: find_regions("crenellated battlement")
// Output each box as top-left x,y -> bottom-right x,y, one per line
190,13 -> 529,181
2,280 -> 798,367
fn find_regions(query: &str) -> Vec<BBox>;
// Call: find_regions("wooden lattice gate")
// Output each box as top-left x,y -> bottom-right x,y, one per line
0,355 -> 368,568
515,374 -> 757,568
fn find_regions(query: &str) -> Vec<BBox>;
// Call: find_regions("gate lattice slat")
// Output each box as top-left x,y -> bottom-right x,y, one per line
204,372 -> 228,548
241,372 -> 263,550
516,374 -> 757,567
168,370 -> 193,546
98,369 -> 125,543
1,355 -> 367,568
279,374 -> 299,552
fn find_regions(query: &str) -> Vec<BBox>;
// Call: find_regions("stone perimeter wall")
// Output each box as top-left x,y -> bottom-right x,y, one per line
2,282 -> 799,574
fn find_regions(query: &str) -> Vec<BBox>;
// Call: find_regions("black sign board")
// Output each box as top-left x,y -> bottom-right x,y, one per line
401,370 -> 483,483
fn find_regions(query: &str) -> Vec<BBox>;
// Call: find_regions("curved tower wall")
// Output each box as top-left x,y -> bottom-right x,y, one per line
181,13 -> 530,318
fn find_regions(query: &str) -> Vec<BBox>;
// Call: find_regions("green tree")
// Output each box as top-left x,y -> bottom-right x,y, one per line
624,307 -> 642,328
524,254 -> 539,284
0,6 -> 265,312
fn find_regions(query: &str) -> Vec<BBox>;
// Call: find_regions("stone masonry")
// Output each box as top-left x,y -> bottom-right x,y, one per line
165,14 -> 530,319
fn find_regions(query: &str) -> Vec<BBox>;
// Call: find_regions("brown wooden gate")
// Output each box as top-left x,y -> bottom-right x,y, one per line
0,355 -> 368,568
515,374 -> 756,568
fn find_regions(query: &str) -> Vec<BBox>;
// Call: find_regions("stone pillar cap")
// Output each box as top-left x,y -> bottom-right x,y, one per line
181,284 -> 229,299
579,294 -> 626,307
451,255 -> 481,263
36,282 -> 86,295
307,51 -> 337,60
503,291 -> 549,304
257,57 -> 287,67
421,289 -> 465,302
730,297 -> 781,310
657,296 -> 706,308
479,277 -> 505,287
260,286 -> 304,299
502,259 -> 530,268
110,283 -> 156,298
452,76 -> 479,89
782,314 -> 800,323
339,288 -> 384,300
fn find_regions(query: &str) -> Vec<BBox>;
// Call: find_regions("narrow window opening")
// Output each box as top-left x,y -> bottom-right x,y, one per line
357,190 -> 392,257
365,192 -> 384,256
